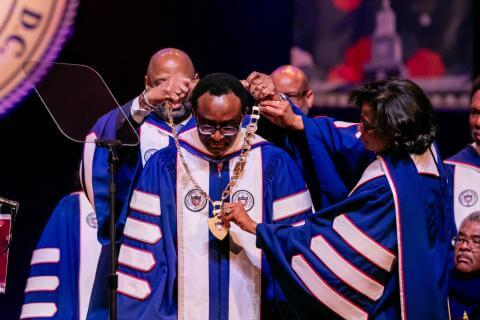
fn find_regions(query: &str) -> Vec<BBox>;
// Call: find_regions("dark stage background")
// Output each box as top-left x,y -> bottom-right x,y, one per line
0,1 -> 477,318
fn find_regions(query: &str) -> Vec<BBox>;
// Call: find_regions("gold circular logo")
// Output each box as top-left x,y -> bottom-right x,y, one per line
0,0 -> 79,116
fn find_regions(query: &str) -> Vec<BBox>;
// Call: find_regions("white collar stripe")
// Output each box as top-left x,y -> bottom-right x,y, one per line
83,133 -> 97,207
179,128 -> 267,158
78,192 -> 102,320
350,159 -> 384,196
139,122 -> 172,167
292,255 -> 368,320
379,157 -> 407,320
445,160 -> 480,172
409,148 -> 439,177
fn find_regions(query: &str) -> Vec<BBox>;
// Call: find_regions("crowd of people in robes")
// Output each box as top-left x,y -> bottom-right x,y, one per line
20,48 -> 480,320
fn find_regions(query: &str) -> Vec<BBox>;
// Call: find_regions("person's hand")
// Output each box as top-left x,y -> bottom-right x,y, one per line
259,99 -> 304,130
145,75 -> 196,106
243,71 -> 278,102
222,202 -> 257,234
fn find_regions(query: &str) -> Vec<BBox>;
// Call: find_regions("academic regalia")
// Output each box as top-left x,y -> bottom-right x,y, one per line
449,269 -> 480,320
81,99 -> 195,244
21,192 -> 101,320
256,147 -> 451,319
445,143 -> 480,230
116,128 -> 313,320
302,115 -> 374,207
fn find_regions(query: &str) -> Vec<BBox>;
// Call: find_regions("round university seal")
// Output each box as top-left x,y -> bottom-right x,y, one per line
0,0 -> 79,116
144,148 -> 158,163
86,212 -> 98,229
232,190 -> 254,211
459,189 -> 478,207
185,189 -> 207,212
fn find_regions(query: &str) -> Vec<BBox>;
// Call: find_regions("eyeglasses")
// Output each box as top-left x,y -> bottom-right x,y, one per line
359,116 -> 377,131
197,122 -> 241,137
452,235 -> 480,251
284,90 -> 308,100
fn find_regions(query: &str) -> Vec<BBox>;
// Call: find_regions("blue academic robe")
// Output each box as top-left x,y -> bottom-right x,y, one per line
444,143 -> 480,230
81,100 -> 195,244
82,100 -> 196,319
116,128 -> 312,319
21,192 -> 101,320
256,147 -> 452,319
444,144 -> 480,320
286,111 -> 374,210
449,269 -> 480,320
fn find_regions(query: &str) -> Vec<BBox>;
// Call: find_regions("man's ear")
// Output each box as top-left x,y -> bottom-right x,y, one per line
194,73 -> 200,81
306,89 -> 314,108
144,75 -> 150,90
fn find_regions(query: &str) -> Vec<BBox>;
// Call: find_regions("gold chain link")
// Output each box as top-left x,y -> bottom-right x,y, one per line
164,102 -> 260,213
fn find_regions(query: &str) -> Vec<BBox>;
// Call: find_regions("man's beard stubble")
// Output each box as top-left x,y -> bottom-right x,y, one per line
152,101 -> 193,124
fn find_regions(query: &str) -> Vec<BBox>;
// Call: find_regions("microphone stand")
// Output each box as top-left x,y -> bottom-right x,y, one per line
95,139 -> 122,320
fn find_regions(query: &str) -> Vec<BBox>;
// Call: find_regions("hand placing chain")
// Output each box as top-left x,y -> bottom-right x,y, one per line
163,100 -> 261,240
259,99 -> 304,130
139,75 -> 196,110
242,71 -> 304,130
243,71 -> 279,102
222,202 -> 257,235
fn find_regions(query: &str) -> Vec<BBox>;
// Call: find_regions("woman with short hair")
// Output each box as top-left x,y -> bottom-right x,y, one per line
224,79 -> 452,320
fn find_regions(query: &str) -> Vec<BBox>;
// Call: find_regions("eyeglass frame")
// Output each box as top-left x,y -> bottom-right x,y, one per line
283,90 -> 309,100
196,116 -> 243,137
451,235 -> 480,251
359,114 -> 377,131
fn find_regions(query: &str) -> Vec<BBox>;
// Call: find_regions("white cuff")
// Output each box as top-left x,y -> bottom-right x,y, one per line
131,96 -> 151,124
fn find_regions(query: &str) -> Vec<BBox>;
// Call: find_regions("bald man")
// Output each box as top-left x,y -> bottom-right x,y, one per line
82,48 -> 198,245
271,65 -> 314,115
77,49 -> 197,318
136,48 -> 197,124
23,49 -> 198,320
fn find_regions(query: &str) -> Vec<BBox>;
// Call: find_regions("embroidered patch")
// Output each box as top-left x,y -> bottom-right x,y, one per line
86,212 -> 98,229
144,148 -> 158,163
184,189 -> 208,212
232,190 -> 255,211
459,189 -> 478,207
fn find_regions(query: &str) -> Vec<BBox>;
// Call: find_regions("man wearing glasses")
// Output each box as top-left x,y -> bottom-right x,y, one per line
271,65 -> 314,115
22,48 -> 199,320
80,48 -> 198,318
83,48 -> 198,245
449,211 -> 480,319
116,73 -> 312,319
243,71 -> 374,209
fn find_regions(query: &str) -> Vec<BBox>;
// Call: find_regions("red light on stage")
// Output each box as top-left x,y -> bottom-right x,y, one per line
0,197 -> 18,294
0,215 -> 11,294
